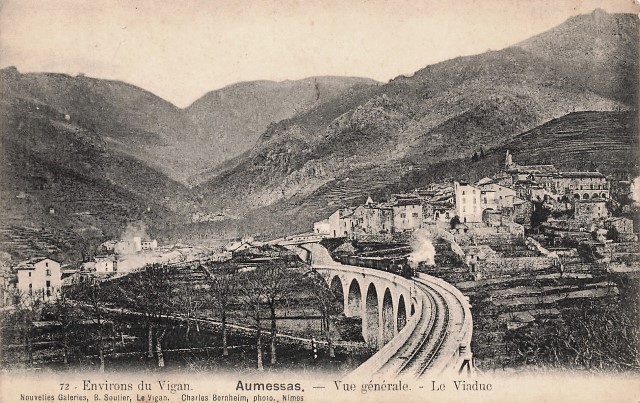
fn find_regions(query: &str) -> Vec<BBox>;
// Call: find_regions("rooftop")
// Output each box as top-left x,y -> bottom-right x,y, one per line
15,257 -> 58,270
507,164 -> 558,174
557,171 -> 606,179
393,199 -> 422,207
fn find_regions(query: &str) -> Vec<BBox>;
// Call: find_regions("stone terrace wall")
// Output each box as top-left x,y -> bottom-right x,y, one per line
470,233 -> 524,246
353,231 -> 413,243
476,256 -> 557,277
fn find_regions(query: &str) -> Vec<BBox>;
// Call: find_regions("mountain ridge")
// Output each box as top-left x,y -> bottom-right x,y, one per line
184,76 -> 380,183
1,9 -> 637,245
193,10 -> 638,231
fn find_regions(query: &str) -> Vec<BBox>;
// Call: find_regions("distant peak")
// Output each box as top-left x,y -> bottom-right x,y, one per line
1,66 -> 20,75
589,8 -> 614,23
592,8 -> 608,17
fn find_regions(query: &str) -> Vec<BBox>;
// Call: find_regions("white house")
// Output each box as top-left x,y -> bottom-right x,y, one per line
133,237 -> 158,252
16,257 -> 62,302
94,256 -> 118,273
454,182 -> 483,223
328,208 -> 355,238
141,239 -> 158,251
477,182 -> 517,210
313,219 -> 331,235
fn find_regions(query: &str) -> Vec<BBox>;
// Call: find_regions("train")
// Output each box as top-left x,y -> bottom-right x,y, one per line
338,255 -> 415,279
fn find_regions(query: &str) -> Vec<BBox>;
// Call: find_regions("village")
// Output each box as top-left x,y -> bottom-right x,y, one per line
305,151 -> 639,371
312,151 -> 638,276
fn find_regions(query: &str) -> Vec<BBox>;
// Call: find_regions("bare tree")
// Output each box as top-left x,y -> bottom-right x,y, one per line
302,269 -> 342,358
237,268 -> 266,370
67,277 -> 113,372
51,289 -> 83,366
201,263 -> 237,356
8,290 -> 43,367
114,264 -> 176,367
261,262 -> 297,365
239,261 -> 328,367
174,293 -> 202,345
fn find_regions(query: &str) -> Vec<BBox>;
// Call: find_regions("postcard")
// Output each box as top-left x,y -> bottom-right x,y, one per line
1,1 -> 639,402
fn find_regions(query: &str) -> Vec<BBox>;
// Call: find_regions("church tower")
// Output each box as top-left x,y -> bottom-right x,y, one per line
505,150 -> 514,169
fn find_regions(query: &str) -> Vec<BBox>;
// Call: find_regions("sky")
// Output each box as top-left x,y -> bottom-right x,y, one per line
0,0 -> 638,107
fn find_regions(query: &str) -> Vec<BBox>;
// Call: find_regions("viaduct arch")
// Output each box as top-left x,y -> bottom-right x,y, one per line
315,265 -> 417,349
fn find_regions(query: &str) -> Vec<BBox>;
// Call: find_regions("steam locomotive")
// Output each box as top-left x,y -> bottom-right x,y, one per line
338,255 -> 415,279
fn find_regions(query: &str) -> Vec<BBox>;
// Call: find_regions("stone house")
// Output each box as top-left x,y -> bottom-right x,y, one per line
482,209 -> 503,227
16,257 -> 62,302
328,208 -> 355,238
94,255 -> 118,273
574,199 -> 608,222
392,200 -> 423,232
353,204 -> 393,235
224,240 -> 255,253
604,217 -> 634,234
477,182 -> 517,210
534,171 -> 609,200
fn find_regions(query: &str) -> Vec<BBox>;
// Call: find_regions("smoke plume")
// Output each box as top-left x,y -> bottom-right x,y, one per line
121,221 -> 150,243
408,229 -> 436,267
114,221 -> 157,272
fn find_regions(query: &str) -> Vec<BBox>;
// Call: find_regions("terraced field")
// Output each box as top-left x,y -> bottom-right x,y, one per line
496,111 -> 638,175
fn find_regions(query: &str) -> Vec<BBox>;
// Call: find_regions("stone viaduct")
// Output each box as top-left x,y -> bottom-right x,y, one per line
288,241 -> 420,349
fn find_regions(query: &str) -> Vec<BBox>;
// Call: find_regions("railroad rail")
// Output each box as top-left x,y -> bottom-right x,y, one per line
396,281 -> 450,377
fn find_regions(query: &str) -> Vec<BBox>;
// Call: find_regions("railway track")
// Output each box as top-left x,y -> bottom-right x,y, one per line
375,276 -> 462,379
412,281 -> 451,377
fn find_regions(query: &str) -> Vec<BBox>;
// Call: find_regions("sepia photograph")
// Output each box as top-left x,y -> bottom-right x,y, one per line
0,0 -> 639,402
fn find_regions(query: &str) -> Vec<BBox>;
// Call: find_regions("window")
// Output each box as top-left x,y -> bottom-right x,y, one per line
46,269 -> 51,276
28,272 -> 31,277
462,191 -> 465,195
400,213 -> 406,218
45,262 -> 48,267
412,213 -> 418,218
46,280 -> 51,288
